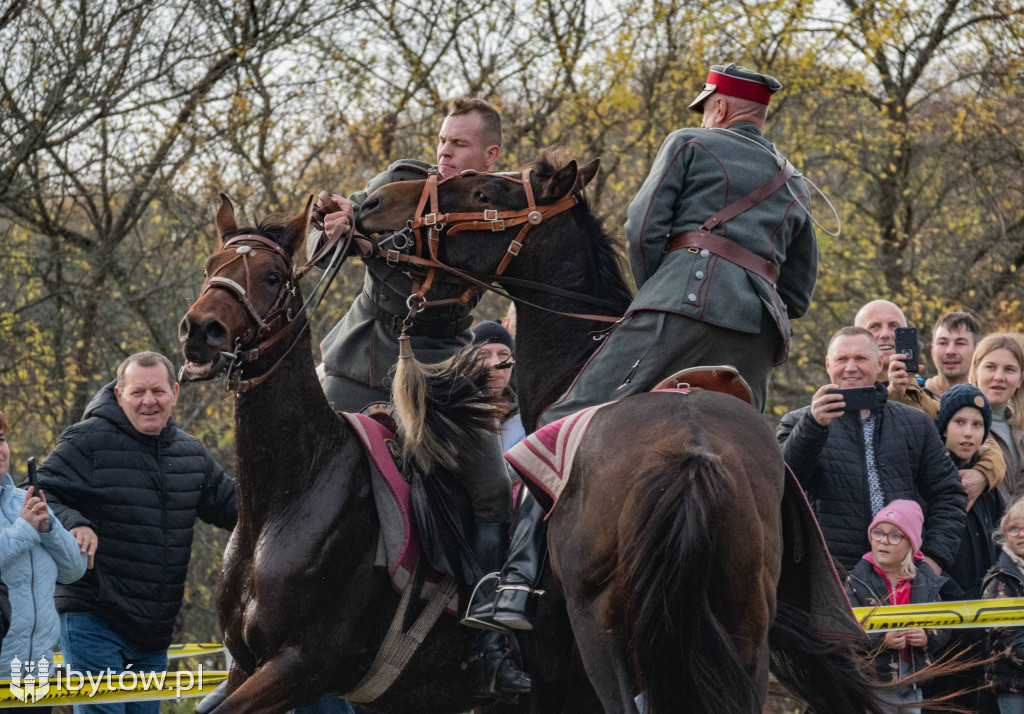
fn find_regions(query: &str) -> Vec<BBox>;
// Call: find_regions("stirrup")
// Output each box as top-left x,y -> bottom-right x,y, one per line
490,583 -> 546,631
496,583 -> 546,597
461,572 -> 511,633
462,640 -> 529,699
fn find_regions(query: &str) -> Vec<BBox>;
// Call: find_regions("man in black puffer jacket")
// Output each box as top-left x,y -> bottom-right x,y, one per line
777,327 -> 966,574
36,351 -> 236,714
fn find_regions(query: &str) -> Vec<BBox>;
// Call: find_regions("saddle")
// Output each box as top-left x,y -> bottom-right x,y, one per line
652,365 -> 754,406
356,403 -> 480,591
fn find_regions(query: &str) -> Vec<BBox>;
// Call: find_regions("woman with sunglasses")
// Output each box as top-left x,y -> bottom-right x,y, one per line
845,499 -> 949,713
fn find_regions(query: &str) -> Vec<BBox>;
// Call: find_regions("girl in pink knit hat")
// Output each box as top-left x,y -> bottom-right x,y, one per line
844,499 -> 950,713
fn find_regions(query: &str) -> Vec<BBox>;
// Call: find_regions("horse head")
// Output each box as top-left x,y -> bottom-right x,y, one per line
357,152 -> 601,280
179,194 -> 313,386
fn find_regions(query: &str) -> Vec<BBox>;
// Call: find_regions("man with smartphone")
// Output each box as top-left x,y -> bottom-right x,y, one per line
855,300 -> 1004,504
776,326 -> 967,573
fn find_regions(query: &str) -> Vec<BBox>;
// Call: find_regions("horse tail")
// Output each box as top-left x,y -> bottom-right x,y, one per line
768,602 -> 891,714
618,454 -> 757,714
391,342 -> 501,474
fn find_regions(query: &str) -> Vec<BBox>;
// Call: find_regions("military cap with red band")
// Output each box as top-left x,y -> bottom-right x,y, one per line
689,63 -> 783,114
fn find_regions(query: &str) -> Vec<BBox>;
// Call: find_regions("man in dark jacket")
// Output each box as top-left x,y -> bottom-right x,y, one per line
36,351 -> 237,714
776,327 -> 967,573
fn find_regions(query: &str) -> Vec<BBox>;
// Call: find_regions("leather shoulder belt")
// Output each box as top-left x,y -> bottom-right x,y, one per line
665,160 -> 795,284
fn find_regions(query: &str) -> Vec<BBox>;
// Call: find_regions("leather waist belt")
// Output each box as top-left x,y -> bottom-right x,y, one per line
368,299 -> 473,338
665,231 -> 778,284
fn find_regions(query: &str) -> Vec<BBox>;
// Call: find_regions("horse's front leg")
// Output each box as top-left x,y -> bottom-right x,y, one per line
213,647 -> 310,714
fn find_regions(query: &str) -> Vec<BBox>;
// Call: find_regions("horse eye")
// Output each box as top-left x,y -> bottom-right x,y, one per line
267,271 -> 282,286
473,190 -> 490,204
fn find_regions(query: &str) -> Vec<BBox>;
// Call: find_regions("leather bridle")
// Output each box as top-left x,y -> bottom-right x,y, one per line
367,168 -> 618,325
191,224 -> 348,392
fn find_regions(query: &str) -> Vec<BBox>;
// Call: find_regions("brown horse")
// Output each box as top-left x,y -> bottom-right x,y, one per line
358,153 -> 889,714
177,196 -> 520,714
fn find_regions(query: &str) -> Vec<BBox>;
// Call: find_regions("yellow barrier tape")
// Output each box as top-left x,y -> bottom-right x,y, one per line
50,643 -> 225,666
853,598 -> 1024,631
0,670 -> 228,706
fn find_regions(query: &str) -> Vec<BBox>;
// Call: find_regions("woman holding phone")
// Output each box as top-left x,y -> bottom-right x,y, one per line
0,409 -> 87,712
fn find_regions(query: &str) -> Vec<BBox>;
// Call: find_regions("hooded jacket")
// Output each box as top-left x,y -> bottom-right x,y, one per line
36,381 -> 237,651
0,474 -> 86,677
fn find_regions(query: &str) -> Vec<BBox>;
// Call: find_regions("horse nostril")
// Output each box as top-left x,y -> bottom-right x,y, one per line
178,317 -> 189,340
361,196 -> 380,213
204,319 -> 227,347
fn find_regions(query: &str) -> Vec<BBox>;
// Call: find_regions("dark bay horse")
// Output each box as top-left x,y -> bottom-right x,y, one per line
178,196 -> 519,714
358,153 -> 889,714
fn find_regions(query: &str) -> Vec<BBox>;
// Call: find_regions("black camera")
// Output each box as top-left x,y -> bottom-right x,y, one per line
894,326 -> 919,373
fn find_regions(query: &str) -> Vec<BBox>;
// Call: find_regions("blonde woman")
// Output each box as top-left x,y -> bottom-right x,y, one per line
971,334 -> 1024,500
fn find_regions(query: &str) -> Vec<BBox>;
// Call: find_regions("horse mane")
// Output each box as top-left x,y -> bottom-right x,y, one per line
223,214 -> 295,248
531,148 -> 634,310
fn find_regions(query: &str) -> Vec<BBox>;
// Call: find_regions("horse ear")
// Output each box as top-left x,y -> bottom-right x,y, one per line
578,157 -> 600,187
284,195 -> 315,259
215,194 -> 237,243
539,160 -> 579,203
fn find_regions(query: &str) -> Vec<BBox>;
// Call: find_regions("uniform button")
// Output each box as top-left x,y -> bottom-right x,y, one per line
695,271 -> 704,279
688,293 -> 698,301
700,249 -> 710,258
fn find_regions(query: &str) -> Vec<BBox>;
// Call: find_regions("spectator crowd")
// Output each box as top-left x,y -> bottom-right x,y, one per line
777,304 -> 1024,714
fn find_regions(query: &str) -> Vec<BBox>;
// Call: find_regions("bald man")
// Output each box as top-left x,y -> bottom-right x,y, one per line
854,300 -> 1005,506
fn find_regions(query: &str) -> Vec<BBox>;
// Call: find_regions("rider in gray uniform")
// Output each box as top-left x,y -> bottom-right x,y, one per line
467,63 -> 819,635
312,98 -> 530,697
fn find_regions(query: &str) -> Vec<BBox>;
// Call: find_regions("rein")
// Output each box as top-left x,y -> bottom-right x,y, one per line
194,222 -> 351,392
370,168 -> 620,326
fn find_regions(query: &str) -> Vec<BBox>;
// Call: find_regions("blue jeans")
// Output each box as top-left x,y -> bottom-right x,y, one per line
999,693 -> 1024,714
59,612 -> 168,714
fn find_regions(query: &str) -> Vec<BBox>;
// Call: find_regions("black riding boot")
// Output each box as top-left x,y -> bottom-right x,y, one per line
461,522 -> 531,697
465,492 -> 548,631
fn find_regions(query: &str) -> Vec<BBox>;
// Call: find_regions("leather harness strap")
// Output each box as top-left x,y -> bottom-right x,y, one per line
375,168 -> 580,317
665,160 -> 795,285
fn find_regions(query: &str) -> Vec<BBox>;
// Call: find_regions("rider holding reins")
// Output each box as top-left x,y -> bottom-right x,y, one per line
309,98 -> 530,698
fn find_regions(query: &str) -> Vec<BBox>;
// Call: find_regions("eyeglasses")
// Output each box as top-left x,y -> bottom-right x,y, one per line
869,528 -> 905,545
1007,525 -> 1024,537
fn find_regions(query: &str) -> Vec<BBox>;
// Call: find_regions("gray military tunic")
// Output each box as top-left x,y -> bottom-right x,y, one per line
539,122 -> 817,422
320,160 -> 481,413
319,160 -> 511,522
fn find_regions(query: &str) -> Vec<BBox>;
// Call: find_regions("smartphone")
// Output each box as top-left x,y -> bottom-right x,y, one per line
27,456 -> 37,491
894,326 -> 919,372
826,386 -> 882,413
